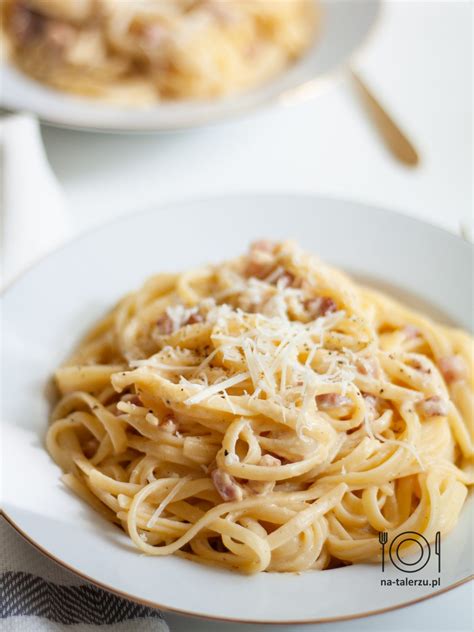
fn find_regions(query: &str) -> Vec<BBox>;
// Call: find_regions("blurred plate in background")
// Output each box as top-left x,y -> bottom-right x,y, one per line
0,1 -> 380,132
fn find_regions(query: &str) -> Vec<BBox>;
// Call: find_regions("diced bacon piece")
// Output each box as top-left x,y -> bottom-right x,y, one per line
438,355 -> 467,384
356,357 -> 379,377
129,395 -> 143,406
247,454 -> 281,495
156,314 -> 173,335
82,437 -> 99,458
316,393 -> 352,410
419,396 -> 449,417
185,312 -> 204,325
304,297 -> 337,319
244,259 -> 273,279
244,41 -> 259,60
141,23 -> 168,48
44,20 -> 75,49
245,240 -> 277,278
10,3 -> 44,43
211,469 -> 243,502
250,240 -> 277,255
403,325 -> 420,339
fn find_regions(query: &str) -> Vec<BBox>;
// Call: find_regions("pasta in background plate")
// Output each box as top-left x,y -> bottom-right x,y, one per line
47,241 -> 473,573
2,0 -> 317,103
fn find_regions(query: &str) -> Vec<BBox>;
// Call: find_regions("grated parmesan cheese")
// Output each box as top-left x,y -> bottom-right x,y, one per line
146,475 -> 192,528
183,372 -> 250,406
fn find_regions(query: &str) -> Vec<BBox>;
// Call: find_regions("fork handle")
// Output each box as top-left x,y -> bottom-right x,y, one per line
350,69 -> 420,167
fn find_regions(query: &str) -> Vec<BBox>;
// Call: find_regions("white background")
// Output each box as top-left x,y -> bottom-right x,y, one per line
36,1 -> 472,630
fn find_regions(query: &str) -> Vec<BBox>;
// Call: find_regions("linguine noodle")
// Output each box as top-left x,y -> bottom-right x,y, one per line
47,241 -> 473,573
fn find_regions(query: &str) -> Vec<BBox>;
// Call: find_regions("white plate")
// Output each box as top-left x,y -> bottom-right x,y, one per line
1,195 -> 472,624
0,1 -> 380,132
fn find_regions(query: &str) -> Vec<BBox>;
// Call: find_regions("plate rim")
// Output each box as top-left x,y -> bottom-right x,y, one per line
0,0 -> 383,132
1,193 -> 473,624
1,191 -> 472,299
2,512 -> 472,625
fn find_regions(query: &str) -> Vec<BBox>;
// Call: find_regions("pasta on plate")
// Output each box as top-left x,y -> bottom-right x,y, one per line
2,0 -> 317,103
47,241 -> 473,573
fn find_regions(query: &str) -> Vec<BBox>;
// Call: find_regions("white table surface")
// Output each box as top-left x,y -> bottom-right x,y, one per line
35,1 -> 472,630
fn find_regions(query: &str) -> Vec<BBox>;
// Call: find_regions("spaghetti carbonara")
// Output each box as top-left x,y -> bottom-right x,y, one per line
3,0 -> 316,103
47,241 -> 473,573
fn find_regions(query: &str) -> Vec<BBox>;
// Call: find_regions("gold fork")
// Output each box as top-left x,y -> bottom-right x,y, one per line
350,69 -> 420,168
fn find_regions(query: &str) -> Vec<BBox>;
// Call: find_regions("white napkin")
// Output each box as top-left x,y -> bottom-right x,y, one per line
0,115 -> 169,631
0,112 -> 70,287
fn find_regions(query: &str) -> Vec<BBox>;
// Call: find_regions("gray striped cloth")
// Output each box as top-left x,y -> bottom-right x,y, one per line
1,518 -> 169,631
